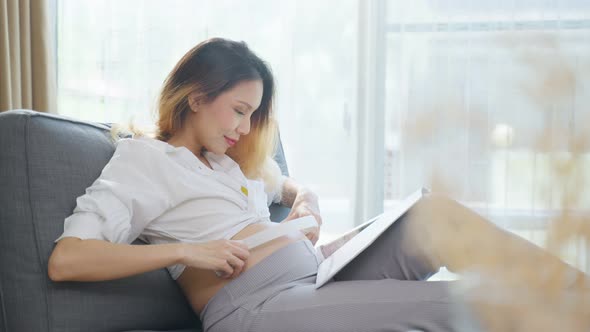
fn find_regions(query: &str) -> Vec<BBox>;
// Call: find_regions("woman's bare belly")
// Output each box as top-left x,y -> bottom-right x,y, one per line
175,222 -> 308,315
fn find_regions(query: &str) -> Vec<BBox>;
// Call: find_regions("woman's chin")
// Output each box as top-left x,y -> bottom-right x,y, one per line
208,146 -> 229,155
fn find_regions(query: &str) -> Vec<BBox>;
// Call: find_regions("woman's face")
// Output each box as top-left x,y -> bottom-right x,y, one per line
187,79 -> 263,155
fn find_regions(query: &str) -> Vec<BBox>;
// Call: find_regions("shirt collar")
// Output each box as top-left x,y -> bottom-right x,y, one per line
135,136 -> 241,173
204,151 -> 241,173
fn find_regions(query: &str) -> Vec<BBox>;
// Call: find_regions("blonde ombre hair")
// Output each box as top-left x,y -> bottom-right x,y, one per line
115,38 -> 280,183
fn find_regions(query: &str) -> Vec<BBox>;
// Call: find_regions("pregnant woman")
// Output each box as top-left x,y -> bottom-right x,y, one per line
48,38 -> 588,332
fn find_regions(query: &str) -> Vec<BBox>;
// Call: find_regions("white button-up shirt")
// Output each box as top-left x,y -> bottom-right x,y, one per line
55,136 -> 287,279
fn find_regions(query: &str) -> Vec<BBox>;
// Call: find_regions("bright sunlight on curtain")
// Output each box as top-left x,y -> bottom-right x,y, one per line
56,0 -> 359,244
381,0 -> 590,271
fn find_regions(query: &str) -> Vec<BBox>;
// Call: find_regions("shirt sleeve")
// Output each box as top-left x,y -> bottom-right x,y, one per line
266,174 -> 288,207
259,156 -> 288,207
55,139 -> 173,244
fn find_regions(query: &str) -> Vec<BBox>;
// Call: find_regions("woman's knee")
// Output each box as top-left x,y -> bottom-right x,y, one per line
418,192 -> 458,212
402,193 -> 468,264
407,193 -> 459,230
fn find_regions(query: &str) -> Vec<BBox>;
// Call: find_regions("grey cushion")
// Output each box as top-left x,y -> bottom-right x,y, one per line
125,330 -> 201,332
0,110 -> 291,332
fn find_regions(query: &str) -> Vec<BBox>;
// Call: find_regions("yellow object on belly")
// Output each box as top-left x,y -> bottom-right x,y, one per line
241,186 -> 248,196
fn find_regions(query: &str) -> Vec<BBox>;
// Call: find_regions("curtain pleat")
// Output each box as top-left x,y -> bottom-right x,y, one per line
0,0 -> 56,113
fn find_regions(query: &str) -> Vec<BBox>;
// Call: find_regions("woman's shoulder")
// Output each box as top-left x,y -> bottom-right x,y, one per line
100,136 -> 175,181
105,136 -> 173,172
114,135 -> 171,156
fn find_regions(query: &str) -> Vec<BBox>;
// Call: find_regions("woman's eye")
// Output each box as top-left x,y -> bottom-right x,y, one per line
234,109 -> 245,116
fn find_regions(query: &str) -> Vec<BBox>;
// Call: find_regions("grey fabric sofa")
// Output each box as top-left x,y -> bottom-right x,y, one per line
0,109 -> 291,332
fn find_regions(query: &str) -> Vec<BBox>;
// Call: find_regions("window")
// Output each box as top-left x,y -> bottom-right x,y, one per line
57,2 -> 590,270
57,0 -> 359,242
380,0 -> 590,269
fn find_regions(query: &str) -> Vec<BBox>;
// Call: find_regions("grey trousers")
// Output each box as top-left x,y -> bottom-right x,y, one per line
200,213 -> 459,332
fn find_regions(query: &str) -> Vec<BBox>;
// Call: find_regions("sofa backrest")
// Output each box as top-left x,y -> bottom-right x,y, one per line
0,110 -> 290,332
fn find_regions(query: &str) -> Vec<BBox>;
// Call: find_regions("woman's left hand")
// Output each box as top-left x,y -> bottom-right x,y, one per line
283,187 -> 322,245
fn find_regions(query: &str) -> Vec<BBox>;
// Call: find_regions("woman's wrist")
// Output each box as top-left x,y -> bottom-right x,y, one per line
174,242 -> 190,265
279,177 -> 300,207
296,187 -> 317,201
280,177 -> 319,206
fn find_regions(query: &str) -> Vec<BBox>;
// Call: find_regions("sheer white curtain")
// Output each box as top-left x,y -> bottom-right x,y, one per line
56,0 -> 359,242
381,0 -> 590,270
56,1 -> 590,264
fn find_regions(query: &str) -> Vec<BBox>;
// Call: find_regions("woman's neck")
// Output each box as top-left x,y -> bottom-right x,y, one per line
167,134 -> 203,156
166,135 -> 212,170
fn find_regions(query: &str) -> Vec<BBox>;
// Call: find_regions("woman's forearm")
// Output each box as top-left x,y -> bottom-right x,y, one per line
48,237 -> 184,282
279,177 -> 302,208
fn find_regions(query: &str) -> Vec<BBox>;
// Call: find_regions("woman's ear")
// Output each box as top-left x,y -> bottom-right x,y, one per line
188,93 -> 199,113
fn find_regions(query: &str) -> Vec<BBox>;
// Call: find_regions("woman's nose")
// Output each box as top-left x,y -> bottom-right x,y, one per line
237,118 -> 251,135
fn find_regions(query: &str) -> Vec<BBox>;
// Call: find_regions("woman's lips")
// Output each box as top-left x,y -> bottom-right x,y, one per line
224,136 -> 237,146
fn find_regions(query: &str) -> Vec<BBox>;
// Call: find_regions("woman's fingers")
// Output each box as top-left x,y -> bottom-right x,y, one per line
229,241 -> 250,261
305,227 -> 320,245
315,214 -> 323,227
218,255 -> 246,279
215,241 -> 249,279
227,255 -> 245,278
216,259 -> 233,277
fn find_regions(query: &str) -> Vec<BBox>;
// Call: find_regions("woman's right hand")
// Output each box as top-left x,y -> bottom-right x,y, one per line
180,240 -> 250,279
